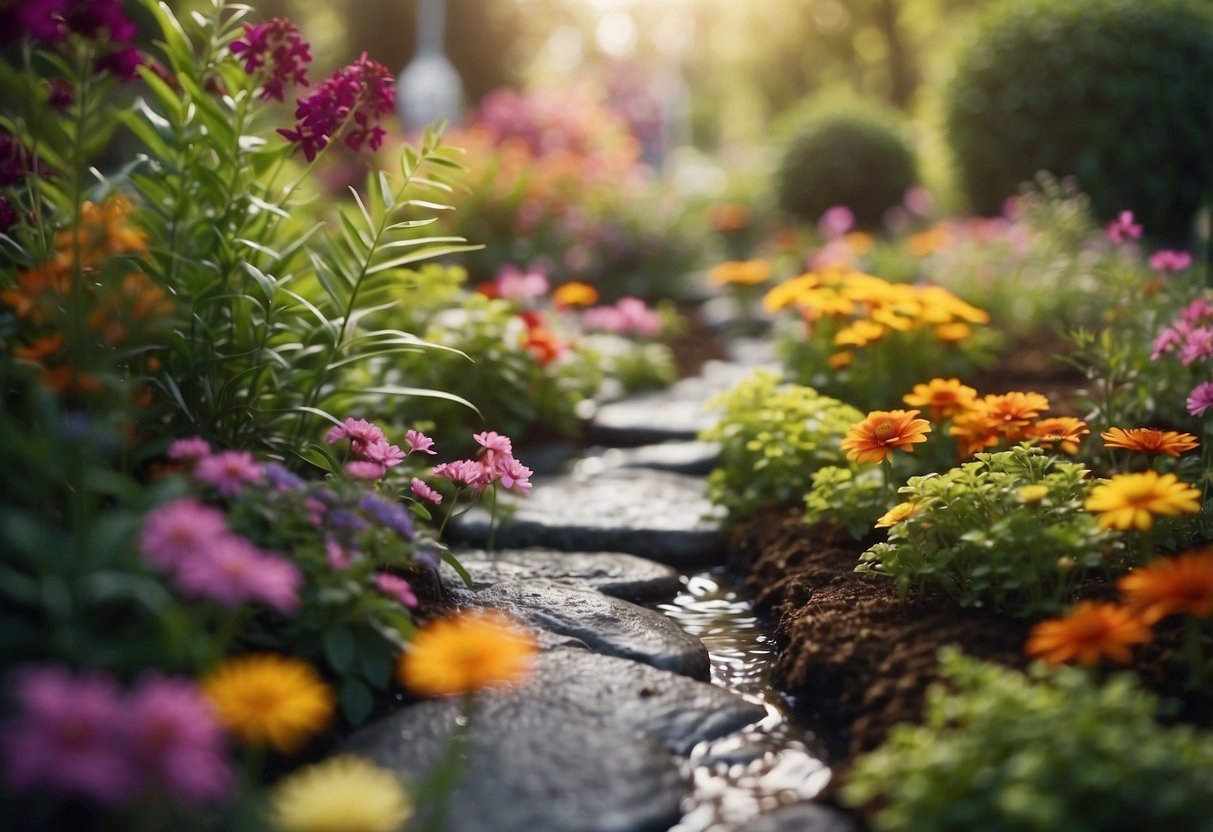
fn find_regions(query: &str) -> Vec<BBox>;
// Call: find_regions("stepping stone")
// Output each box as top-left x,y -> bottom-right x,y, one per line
469,579 -> 710,680
450,470 -> 726,568
441,548 -> 681,602
733,803 -> 857,832
575,440 -> 721,477
588,390 -> 715,445
344,693 -> 685,832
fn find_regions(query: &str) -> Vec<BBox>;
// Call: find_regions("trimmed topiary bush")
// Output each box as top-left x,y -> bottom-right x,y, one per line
946,0 -> 1213,242
775,97 -> 918,229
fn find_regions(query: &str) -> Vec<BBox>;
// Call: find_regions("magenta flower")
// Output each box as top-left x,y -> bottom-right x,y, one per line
615,297 -> 663,338
364,439 -> 406,468
818,205 -> 854,239
404,429 -> 437,456
410,477 -> 442,504
1148,249 -> 1193,273
193,450 -> 263,497
1187,382 -> 1213,417
344,460 -> 387,480
325,538 -> 358,570
326,417 -> 387,454
1179,327 -> 1213,366
175,536 -> 301,614
0,133 -> 52,187
278,53 -> 395,162
493,456 -> 534,496
2,665 -> 138,805
473,431 -> 513,457
229,18 -> 311,102
305,496 -> 328,526
496,266 -> 550,301
45,77 -> 73,109
432,459 -> 491,492
1106,210 -> 1142,245
166,436 -> 212,463
374,573 -> 418,608
127,676 -> 231,806
139,498 -> 230,571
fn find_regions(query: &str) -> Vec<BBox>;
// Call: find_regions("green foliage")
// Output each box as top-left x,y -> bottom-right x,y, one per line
858,445 -> 1123,616
843,649 -> 1213,832
775,96 -> 918,229
804,465 -> 887,540
945,0 -> 1213,241
701,370 -> 862,521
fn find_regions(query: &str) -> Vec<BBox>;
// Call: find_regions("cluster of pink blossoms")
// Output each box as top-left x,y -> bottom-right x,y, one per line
1105,210 -> 1143,246
432,431 -> 533,496
278,53 -> 395,162
2,666 -> 230,807
229,18 -> 311,102
326,417 -> 436,480
1151,298 -> 1213,417
581,297 -> 663,338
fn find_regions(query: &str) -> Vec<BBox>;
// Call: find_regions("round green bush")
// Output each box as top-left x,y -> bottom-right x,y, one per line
775,98 -> 918,229
945,0 -> 1213,241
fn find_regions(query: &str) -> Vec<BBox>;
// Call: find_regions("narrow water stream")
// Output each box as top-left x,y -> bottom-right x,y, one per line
655,569 -> 833,832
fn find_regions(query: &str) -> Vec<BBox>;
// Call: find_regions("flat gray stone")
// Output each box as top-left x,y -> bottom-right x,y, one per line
471,579 -> 710,680
451,470 -> 726,569
589,392 -> 715,445
575,440 -> 721,477
734,803 -> 857,832
441,548 -> 681,602
344,692 -> 685,832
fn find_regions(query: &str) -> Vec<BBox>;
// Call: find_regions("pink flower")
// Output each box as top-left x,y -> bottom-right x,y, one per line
2,665 -> 138,805
1148,249 -> 1192,274
127,676 -> 231,805
278,53 -> 395,162
193,450 -> 263,497
495,266 -> 550,301
473,431 -> 513,457
139,499 -> 230,571
325,417 -> 386,454
1106,210 -> 1142,245
229,18 -> 311,102
1179,327 -> 1213,366
374,573 -> 418,608
405,429 -> 437,455
166,436 -> 211,463
615,297 -> 662,338
432,459 -> 491,491
364,440 -> 406,468
494,456 -> 533,496
818,205 -> 854,239
305,496 -> 327,526
903,186 -> 934,217
344,460 -> 387,480
174,536 -> 301,614
325,538 -> 358,570
410,477 -> 442,505
1187,382 -> 1213,417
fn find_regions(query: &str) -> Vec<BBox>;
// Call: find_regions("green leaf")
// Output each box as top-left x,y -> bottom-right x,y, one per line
441,551 -> 474,589
324,626 -> 356,673
333,386 -> 481,416
142,1 -> 193,72
357,630 -> 395,689
365,244 -> 483,276
339,676 -> 374,725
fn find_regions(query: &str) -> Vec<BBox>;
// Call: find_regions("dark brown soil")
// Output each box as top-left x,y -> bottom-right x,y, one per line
968,331 -> 1087,416
668,302 -> 730,379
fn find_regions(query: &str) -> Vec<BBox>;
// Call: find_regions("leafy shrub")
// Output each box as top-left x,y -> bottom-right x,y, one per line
804,465 -> 887,539
945,0 -> 1213,241
775,97 -> 917,229
858,445 -> 1123,616
843,649 -> 1213,832
701,370 -> 862,521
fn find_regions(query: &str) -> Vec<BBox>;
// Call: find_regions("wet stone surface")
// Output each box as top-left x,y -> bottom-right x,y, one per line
451,470 -> 726,569
440,547 -> 681,603
576,440 -> 722,477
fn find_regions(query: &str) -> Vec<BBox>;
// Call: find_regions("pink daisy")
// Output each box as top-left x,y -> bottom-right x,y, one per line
473,431 -> 513,456
325,417 -> 386,454
374,573 -> 418,608
1149,249 -> 1192,273
364,440 -> 406,468
127,676 -> 231,806
494,456 -> 534,496
138,499 -> 230,571
432,459 -> 491,492
193,450 -> 263,497
1187,382 -> 1213,417
165,436 -> 211,463
410,477 -> 442,505
344,460 -> 387,480
404,429 -> 437,455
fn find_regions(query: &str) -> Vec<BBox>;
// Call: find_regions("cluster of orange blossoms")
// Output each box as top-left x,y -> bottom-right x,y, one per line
761,269 -> 989,369
1025,549 -> 1213,667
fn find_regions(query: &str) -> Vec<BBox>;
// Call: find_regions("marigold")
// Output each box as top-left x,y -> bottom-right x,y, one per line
200,654 -> 334,754
948,409 -> 1002,458
1117,549 -> 1213,624
397,610 -> 537,697
1100,427 -> 1199,457
708,259 -> 773,287
269,755 -> 411,832
840,409 -> 932,464
1025,601 -> 1151,666
977,391 -> 1050,440
761,273 -> 819,313
875,501 -> 922,528
551,281 -> 598,309
1084,471 -> 1202,532
902,378 -> 977,422
1028,417 -> 1090,455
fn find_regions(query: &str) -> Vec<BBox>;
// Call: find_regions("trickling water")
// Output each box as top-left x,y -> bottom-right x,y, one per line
655,570 -> 833,832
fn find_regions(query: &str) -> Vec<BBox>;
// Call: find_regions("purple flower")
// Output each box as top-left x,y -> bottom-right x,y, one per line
1106,210 -> 1142,245
278,53 -> 395,162
193,450 -> 264,497
229,18 -> 311,102
127,676 -> 231,806
166,436 -> 212,463
97,45 -> 143,81
45,77 -> 73,109
0,133 -> 52,187
264,461 -> 306,491
327,507 -> 369,535
175,535 -> 301,614
139,498 -> 230,571
1187,382 -> 1213,417
374,573 -> 418,608
405,429 -> 437,455
410,477 -> 442,504
359,493 -> 414,538
1149,249 -> 1192,274
2,665 -> 138,805
11,0 -> 70,43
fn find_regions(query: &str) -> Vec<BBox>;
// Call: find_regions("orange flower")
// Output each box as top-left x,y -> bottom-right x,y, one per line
875,501 -> 923,528
13,333 -> 65,362
834,319 -> 886,348
902,378 -> 978,422
708,259 -> 773,287
1100,427 -> 1199,457
551,281 -> 598,309
977,391 -> 1050,441
1025,601 -> 1151,666
948,409 -> 1003,458
708,202 -> 750,232
840,409 -> 932,464
827,351 -> 854,369
1117,549 -> 1213,624
398,610 -> 537,697
53,196 -> 148,267
1028,417 -> 1091,455
934,322 -> 973,343
1084,471 -> 1202,531
523,327 -> 564,366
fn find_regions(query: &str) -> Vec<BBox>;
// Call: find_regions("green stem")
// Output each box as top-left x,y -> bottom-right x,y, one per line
881,456 -> 898,504
419,694 -> 476,832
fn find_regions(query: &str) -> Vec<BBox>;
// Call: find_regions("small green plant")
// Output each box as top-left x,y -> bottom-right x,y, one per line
858,445 -> 1123,616
803,464 -> 887,539
843,649 -> 1213,832
775,96 -> 917,229
700,370 -> 862,521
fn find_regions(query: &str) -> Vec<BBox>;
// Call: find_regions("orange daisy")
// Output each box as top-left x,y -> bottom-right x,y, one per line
840,409 -> 932,464
1024,601 -> 1151,666
1028,417 -> 1091,455
977,391 -> 1050,440
551,281 -> 599,309
1100,427 -> 1199,457
902,378 -> 978,422
398,610 -> 538,697
1117,549 -> 1213,624
948,409 -> 1003,458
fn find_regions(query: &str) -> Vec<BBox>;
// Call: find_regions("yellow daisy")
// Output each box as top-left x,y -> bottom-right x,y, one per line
270,755 -> 411,832
1084,471 -> 1202,532
201,654 -> 335,754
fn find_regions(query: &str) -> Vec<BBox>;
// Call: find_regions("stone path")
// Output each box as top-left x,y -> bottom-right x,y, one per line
346,350 -> 854,832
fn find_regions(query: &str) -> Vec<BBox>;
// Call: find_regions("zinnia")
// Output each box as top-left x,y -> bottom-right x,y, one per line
840,409 -> 932,464
269,755 -> 411,832
1117,549 -> 1213,624
1084,471 -> 1202,531
902,378 -> 977,422
201,655 -> 334,754
1025,601 -> 1151,666
1101,427 -> 1199,457
398,610 -> 537,697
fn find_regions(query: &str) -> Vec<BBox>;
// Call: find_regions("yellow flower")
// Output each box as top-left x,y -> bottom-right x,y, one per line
1018,484 -> 1050,504
875,501 -> 922,528
834,319 -> 886,348
842,231 -> 875,254
934,322 -> 973,343
1084,471 -> 1202,531
708,259 -> 773,287
1117,549 -> 1213,624
1100,427 -> 1199,457
905,225 -> 951,258
1025,602 -> 1151,666
902,378 -> 978,422
201,654 -> 335,754
761,273 -> 819,313
398,610 -> 537,697
827,350 -> 854,369
551,281 -> 598,309
270,755 -> 411,832
840,409 -> 933,464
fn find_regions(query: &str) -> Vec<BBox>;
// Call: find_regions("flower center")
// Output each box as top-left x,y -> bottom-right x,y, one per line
873,420 -> 897,441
